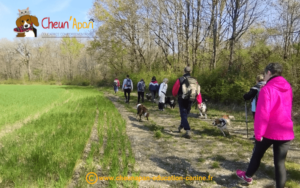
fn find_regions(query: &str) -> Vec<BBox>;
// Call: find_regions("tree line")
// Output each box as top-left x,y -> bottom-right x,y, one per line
0,0 -> 299,105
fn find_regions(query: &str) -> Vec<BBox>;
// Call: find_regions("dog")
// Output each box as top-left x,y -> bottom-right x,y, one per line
146,93 -> 152,101
212,115 -> 230,136
198,102 -> 207,119
15,15 -> 39,37
136,104 -> 150,121
165,96 -> 176,109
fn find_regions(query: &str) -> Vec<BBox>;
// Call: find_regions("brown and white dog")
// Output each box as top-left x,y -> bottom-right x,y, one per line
15,15 -> 39,37
136,104 -> 150,121
212,115 -> 230,136
198,101 -> 207,119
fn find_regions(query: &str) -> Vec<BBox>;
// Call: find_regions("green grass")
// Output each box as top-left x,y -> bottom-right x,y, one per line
211,161 -> 220,169
0,95 -> 97,187
0,85 -> 72,130
0,86 -> 138,188
155,130 -> 162,139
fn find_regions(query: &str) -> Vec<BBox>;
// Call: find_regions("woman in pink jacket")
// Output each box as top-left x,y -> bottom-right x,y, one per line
236,63 -> 294,188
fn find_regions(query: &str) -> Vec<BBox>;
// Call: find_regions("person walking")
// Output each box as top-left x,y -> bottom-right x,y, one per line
113,77 -> 120,94
137,79 -> 146,103
172,66 -> 202,139
158,78 -> 168,111
243,74 -> 266,120
243,74 -> 266,138
236,63 -> 294,188
149,76 -> 159,103
122,75 -> 133,103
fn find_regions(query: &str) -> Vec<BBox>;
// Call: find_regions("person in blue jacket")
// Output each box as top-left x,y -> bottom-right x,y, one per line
149,76 -> 159,103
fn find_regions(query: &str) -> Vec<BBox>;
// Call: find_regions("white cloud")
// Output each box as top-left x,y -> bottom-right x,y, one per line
50,0 -> 72,13
0,2 -> 11,18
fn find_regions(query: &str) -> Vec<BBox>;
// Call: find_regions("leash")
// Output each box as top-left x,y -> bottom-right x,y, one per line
245,101 -> 248,138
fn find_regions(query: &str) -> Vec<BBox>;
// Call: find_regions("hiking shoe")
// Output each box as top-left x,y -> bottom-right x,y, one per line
178,126 -> 183,133
182,133 -> 191,139
236,170 -> 253,184
182,130 -> 191,139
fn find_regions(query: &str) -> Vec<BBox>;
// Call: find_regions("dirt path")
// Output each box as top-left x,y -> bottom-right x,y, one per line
104,92 -> 300,188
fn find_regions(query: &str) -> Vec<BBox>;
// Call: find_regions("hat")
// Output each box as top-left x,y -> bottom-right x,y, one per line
184,66 -> 191,72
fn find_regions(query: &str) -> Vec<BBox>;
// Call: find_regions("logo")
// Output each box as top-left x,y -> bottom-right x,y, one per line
86,172 -> 98,184
41,16 -> 94,32
14,7 -> 39,38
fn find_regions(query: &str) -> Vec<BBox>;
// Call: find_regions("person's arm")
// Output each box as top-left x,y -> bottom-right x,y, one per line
196,93 -> 202,105
243,89 -> 258,101
254,87 -> 270,141
131,80 -> 133,91
122,80 -> 125,90
172,79 -> 180,97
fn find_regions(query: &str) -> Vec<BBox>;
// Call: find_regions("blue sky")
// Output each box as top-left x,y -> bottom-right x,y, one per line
0,0 -> 95,40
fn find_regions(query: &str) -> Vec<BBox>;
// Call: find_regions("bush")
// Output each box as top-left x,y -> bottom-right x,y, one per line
155,130 -> 162,139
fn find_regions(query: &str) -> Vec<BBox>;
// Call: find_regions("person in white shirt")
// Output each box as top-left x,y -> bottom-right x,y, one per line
158,78 -> 168,111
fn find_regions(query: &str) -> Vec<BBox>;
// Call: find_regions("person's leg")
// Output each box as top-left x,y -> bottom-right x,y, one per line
128,90 -> 131,103
151,91 -> 155,103
178,99 -> 190,131
141,92 -> 144,103
273,140 -> 290,188
178,99 -> 184,130
124,90 -> 127,102
138,92 -> 141,103
245,138 -> 273,177
252,112 -> 256,137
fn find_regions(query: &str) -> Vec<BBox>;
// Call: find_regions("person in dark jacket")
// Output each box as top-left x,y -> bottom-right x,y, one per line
243,74 -> 266,120
244,74 -> 266,139
172,66 -> 202,139
137,79 -> 146,103
149,76 -> 159,103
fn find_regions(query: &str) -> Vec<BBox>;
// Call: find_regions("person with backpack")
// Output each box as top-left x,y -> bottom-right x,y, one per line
149,76 -> 159,103
236,63 -> 294,188
243,74 -> 266,138
137,79 -> 146,103
122,75 -> 133,103
113,77 -> 120,94
172,66 -> 202,139
158,78 -> 168,111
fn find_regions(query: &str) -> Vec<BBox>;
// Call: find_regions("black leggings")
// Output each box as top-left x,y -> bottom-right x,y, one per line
124,89 -> 131,102
138,92 -> 144,103
246,138 -> 290,188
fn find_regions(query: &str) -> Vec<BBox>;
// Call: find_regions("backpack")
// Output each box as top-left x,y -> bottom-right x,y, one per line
181,76 -> 200,102
113,80 -> 118,87
138,82 -> 145,91
125,79 -> 132,89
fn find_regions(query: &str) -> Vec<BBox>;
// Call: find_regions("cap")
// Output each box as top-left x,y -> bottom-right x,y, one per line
184,66 -> 191,72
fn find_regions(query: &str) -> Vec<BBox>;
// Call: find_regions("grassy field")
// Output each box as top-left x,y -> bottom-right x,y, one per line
0,85 -> 71,130
0,85 -> 137,188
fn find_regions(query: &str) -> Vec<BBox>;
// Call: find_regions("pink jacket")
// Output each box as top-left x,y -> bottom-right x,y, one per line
254,76 -> 294,141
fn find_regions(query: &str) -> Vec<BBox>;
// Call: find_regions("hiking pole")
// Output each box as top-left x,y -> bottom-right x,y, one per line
245,101 -> 248,138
